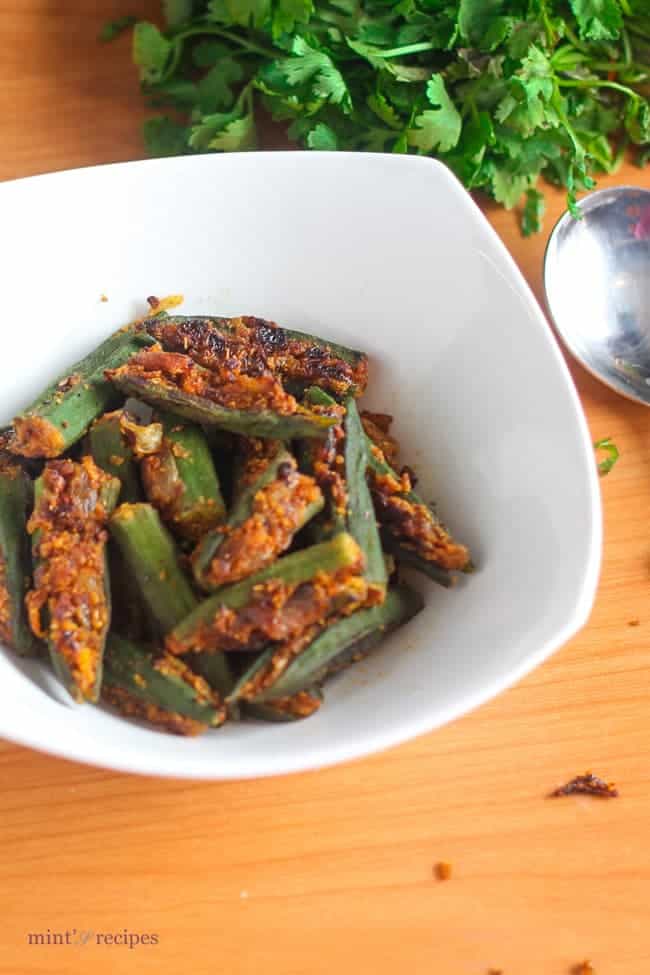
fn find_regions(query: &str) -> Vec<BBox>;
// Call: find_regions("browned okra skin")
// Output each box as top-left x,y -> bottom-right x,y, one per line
25,456 -> 118,702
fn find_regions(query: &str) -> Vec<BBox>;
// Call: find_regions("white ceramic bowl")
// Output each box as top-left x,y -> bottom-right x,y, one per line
0,153 -> 601,778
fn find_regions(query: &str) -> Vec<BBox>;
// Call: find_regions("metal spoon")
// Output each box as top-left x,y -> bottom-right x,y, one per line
544,185 -> 650,406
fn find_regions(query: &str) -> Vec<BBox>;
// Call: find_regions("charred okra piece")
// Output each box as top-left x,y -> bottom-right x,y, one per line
147,315 -> 368,400
300,390 -> 386,602
88,410 -> 142,503
242,688 -> 323,722
140,413 -> 226,542
26,457 -> 120,702
109,503 -> 197,635
9,326 -> 155,459
366,445 -> 471,585
106,346 -> 338,440
258,584 -> 424,701
0,460 -> 39,655
167,532 -> 366,656
102,634 -> 225,735
192,439 -> 323,590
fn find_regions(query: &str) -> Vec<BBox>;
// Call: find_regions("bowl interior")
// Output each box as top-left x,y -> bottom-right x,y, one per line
0,153 -> 601,777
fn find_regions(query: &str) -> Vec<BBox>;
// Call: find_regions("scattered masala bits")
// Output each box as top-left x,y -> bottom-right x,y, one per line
628,618 -> 640,627
572,961 -> 594,975
550,772 -> 618,799
434,861 -> 452,881
487,969 -> 503,975
100,293 -> 108,303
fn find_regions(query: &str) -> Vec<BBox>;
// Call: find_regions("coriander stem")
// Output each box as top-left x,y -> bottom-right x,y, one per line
377,42 -> 435,59
164,24 -> 279,80
557,78 -> 640,100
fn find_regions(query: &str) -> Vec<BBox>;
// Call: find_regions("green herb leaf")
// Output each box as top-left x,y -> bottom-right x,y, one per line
306,121 -> 338,149
143,115 -> 190,156
133,22 -> 172,84
521,187 -> 545,235
273,0 -> 314,38
208,0 -> 271,29
594,437 -> 620,475
569,0 -> 624,41
458,0 -> 505,45
408,74 -> 462,153
99,15 -> 137,43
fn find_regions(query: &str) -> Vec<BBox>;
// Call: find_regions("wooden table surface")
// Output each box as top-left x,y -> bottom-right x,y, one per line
2,5 -> 650,974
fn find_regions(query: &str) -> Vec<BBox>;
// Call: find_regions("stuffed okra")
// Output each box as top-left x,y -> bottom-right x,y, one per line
140,413 -> 226,541
102,634 -> 226,735
25,457 -> 120,702
10,326 -> 154,459
167,532 -> 367,655
192,438 -> 323,590
147,315 -> 368,400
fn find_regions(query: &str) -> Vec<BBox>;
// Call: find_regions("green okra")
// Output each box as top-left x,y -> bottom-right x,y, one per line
0,462 -> 39,655
261,584 -> 424,700
109,503 -> 197,635
30,461 -> 121,702
108,368 -> 337,440
344,398 -> 387,599
89,411 -> 142,503
10,326 -> 155,459
102,634 -> 225,729
366,446 -> 471,585
185,650 -> 235,699
140,413 -> 226,542
300,390 -> 386,599
241,687 -> 323,722
191,441 -> 323,591
168,531 -> 362,655
147,315 -> 368,399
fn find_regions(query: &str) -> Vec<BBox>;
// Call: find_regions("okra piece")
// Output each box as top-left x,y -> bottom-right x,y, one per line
260,584 -> 424,700
367,445 -> 471,582
106,347 -> 337,439
9,326 -> 155,458
185,650 -> 235,698
26,457 -> 120,702
299,390 -> 387,602
88,410 -> 142,503
109,503 -> 197,635
0,460 -> 39,655
102,634 -> 225,735
140,413 -> 226,542
191,439 -> 323,590
242,688 -> 323,722
167,532 -> 366,656
147,315 -> 368,399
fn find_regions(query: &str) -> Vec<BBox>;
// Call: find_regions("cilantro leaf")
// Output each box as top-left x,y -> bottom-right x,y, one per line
198,58 -> 245,112
594,437 -> 619,475
273,0 -> 314,38
143,116 -> 190,156
208,0 -> 271,29
458,0 -> 505,45
99,15 -> 137,43
521,187 -> 545,236
189,105 -> 256,151
408,74 -> 462,153
133,22 -> 172,84
273,36 -> 352,111
569,0 -> 623,41
306,121 -> 338,149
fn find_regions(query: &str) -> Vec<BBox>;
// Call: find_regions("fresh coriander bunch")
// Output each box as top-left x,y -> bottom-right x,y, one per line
116,0 -> 650,233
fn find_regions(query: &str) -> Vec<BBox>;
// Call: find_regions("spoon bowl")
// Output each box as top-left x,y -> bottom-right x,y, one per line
544,185 -> 650,406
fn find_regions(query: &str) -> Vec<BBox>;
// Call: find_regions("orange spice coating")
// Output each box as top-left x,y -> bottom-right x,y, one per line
102,684 -> 209,736
260,690 -> 322,719
361,411 -> 399,465
239,624 -> 323,700
10,415 -> 65,459
368,447 -> 469,571
25,457 -> 115,701
166,565 -> 368,656
310,422 -> 348,520
108,345 -> 298,415
196,459 -> 323,588
148,315 -> 368,400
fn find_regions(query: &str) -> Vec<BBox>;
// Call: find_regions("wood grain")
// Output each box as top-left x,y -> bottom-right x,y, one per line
2,5 -> 650,974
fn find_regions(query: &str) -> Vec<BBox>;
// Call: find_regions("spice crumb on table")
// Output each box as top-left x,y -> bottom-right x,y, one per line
550,772 -> 619,799
434,861 -> 452,881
